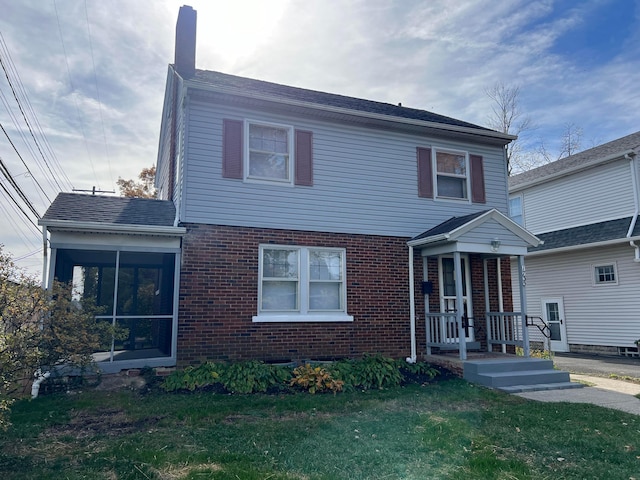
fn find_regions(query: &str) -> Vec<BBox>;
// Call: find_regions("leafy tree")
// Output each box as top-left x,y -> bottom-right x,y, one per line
0,247 -> 113,429
116,165 -> 157,198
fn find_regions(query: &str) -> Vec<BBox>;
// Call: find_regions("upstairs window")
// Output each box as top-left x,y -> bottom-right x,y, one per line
246,121 -> 293,183
222,119 -> 313,186
435,149 -> 468,199
416,147 -> 485,203
509,196 -> 523,226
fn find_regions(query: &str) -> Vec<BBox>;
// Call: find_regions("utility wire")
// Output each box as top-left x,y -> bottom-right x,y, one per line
53,0 -> 98,189
0,36 -> 66,192
84,0 -> 114,187
0,122 -> 51,203
0,153 -> 40,219
0,174 -> 40,231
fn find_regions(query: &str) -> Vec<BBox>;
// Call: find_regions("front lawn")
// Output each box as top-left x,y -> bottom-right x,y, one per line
1,379 -> 638,479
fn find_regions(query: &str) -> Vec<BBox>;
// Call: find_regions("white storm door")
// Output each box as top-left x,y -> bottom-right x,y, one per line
439,256 -> 474,342
542,297 -> 568,352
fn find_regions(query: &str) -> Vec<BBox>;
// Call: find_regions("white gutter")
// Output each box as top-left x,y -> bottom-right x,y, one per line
625,152 -> 640,261
527,235 -> 640,257
186,80 -> 516,144
41,225 -> 48,289
31,369 -> 50,399
406,246 -> 417,364
38,220 -> 186,237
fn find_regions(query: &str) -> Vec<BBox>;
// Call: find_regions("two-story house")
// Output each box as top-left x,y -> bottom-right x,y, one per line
40,6 -> 542,377
509,131 -> 640,357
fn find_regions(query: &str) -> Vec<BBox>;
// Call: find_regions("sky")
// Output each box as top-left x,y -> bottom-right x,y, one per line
0,0 -> 639,276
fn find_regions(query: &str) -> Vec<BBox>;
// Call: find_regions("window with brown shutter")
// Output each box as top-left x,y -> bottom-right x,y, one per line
417,147 -> 433,198
222,119 -> 243,179
295,130 -> 313,186
470,154 -> 486,204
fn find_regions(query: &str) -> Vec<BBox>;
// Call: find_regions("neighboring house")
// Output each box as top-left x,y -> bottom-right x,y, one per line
39,6 -> 539,373
509,131 -> 640,357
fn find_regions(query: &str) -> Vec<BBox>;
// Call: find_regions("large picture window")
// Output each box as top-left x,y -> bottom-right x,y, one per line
245,121 -> 293,184
255,245 -> 352,322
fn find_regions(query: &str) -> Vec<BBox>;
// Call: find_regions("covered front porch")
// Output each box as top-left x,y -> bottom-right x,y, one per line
407,209 -> 541,362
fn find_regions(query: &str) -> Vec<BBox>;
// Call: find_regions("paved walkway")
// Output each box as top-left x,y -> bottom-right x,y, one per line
516,373 -> 640,415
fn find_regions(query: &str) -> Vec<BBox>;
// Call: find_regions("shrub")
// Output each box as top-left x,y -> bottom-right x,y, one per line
399,361 -> 441,383
290,364 -> 344,394
332,354 -> 403,390
219,361 -> 291,394
161,362 -> 222,392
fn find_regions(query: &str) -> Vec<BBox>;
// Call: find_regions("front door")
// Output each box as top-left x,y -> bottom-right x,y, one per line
439,256 -> 474,342
542,297 -> 568,352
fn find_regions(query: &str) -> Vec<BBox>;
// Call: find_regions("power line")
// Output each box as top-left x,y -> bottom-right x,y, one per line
0,34 -> 66,193
84,0 -> 114,188
0,153 -> 40,219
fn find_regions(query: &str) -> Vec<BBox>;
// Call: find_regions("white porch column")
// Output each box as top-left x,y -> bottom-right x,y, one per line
407,246 -> 417,363
517,255 -> 530,357
454,251 -> 467,360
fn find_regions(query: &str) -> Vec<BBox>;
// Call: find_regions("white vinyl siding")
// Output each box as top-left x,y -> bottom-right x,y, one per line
518,159 -> 635,234
182,100 -> 509,237
512,244 -> 640,348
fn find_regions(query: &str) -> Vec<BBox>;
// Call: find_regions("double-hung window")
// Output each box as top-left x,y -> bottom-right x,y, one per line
245,121 -> 293,184
254,245 -> 352,322
435,149 -> 468,200
593,263 -> 617,285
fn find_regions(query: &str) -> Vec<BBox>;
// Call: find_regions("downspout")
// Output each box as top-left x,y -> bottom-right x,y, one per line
41,225 -> 47,289
625,152 -> 640,261
407,246 -> 417,364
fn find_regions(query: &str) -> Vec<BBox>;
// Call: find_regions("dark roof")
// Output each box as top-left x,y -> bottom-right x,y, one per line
530,216 -> 640,253
41,193 -> 176,227
192,69 -> 494,132
411,210 -> 489,242
510,130 -> 640,189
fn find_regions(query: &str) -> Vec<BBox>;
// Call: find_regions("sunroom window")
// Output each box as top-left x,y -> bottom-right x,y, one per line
435,149 -> 468,200
255,245 -> 352,322
246,121 -> 293,183
55,249 -> 176,363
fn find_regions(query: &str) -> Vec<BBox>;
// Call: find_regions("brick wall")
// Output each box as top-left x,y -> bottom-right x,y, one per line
177,224 -> 425,365
177,223 -> 512,365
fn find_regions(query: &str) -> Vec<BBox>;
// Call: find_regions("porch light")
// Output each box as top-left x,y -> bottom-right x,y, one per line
490,238 -> 501,252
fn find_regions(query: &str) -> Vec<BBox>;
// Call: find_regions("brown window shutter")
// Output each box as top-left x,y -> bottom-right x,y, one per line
222,119 -> 243,179
417,147 -> 433,198
295,129 -> 313,186
470,154 -> 486,203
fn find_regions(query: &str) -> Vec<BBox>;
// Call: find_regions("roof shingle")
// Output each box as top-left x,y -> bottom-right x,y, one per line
41,193 -> 176,227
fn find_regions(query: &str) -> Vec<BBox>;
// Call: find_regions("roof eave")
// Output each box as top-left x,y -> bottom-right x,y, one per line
527,235 -> 640,256
184,79 -> 515,145
39,219 -> 186,237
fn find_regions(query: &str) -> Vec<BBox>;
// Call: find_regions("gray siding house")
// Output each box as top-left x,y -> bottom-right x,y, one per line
509,131 -> 640,357
40,6 -> 542,374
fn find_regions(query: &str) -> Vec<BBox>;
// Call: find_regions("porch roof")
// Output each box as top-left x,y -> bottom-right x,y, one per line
407,208 -> 541,256
39,193 -> 186,236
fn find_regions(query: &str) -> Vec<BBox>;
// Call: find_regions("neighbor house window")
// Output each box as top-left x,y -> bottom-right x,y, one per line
509,196 -> 523,226
435,149 -> 468,200
245,121 -> 293,184
255,245 -> 352,322
594,263 -> 617,285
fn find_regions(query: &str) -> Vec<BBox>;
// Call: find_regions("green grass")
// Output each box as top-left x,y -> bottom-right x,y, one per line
1,379 -> 639,479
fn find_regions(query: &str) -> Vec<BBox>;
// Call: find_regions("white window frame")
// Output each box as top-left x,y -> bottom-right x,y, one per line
254,244 -> 353,323
509,195 -> 524,226
244,119 -> 294,185
593,263 -> 618,286
433,147 -> 469,201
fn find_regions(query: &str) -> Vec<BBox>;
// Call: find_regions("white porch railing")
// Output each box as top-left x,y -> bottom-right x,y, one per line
425,311 -> 525,355
486,312 -> 524,350
425,313 -> 465,354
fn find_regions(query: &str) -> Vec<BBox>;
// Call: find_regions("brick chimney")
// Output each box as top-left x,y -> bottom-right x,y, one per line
174,5 -> 197,78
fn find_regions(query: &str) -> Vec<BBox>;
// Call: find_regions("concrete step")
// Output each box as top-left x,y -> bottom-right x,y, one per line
498,382 -> 584,393
464,358 -> 554,375
466,369 -> 570,388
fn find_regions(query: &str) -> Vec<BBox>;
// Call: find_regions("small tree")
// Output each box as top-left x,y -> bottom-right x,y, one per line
116,165 -> 157,198
0,247 -> 113,429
